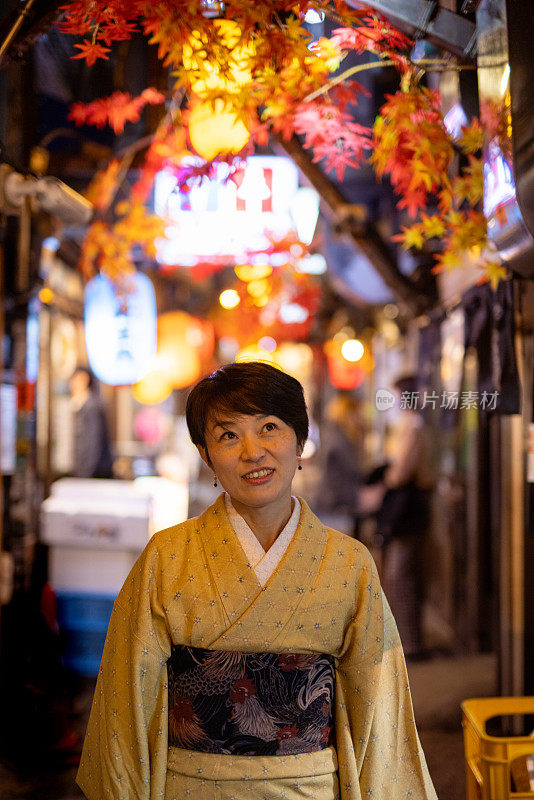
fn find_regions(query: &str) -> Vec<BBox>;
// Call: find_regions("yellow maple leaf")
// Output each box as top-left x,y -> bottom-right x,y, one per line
459,119 -> 483,154
398,225 -> 425,249
421,213 -> 446,238
310,37 -> 345,72
433,248 -> 462,273
86,160 -> 122,210
479,260 -> 508,290
409,161 -> 434,192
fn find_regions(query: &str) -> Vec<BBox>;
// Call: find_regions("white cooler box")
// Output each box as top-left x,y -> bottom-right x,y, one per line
41,478 -> 152,594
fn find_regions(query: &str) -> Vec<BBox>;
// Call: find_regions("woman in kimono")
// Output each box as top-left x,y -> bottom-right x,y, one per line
76,361 -> 437,800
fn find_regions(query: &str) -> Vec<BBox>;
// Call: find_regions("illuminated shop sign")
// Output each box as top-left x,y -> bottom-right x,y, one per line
153,156 -> 316,267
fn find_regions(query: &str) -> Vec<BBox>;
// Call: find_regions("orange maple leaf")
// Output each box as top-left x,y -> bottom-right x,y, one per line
86,160 -> 122,210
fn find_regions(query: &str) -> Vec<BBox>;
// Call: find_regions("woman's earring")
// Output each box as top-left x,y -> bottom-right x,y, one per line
213,475 -> 218,487
297,461 -> 302,471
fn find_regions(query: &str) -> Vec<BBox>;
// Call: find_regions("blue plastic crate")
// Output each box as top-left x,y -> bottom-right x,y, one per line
63,652 -> 104,676
56,590 -> 116,631
55,591 -> 116,676
60,627 -> 108,677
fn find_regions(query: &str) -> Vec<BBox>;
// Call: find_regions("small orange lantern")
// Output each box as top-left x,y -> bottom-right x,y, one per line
133,354 -> 174,404
157,311 -> 214,389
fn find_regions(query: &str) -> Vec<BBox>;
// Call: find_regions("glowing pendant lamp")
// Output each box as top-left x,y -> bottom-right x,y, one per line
188,99 -> 250,161
184,19 -> 252,161
183,19 -> 253,97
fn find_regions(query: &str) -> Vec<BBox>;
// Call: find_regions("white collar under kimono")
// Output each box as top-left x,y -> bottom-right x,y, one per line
224,493 -> 301,586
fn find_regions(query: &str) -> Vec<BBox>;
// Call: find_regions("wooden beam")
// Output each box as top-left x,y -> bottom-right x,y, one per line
347,0 -> 477,61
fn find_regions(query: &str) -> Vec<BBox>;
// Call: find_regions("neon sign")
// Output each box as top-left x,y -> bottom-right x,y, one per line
153,156 -> 314,267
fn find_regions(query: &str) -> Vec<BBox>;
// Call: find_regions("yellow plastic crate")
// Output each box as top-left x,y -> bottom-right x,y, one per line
462,697 -> 534,800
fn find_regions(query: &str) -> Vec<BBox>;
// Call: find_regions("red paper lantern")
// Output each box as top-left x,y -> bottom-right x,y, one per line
326,354 -> 365,390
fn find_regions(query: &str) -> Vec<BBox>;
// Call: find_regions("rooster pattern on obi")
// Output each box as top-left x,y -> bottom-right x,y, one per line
168,645 -> 335,755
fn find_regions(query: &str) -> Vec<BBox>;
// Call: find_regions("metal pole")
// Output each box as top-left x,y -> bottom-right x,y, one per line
0,236 -> 4,553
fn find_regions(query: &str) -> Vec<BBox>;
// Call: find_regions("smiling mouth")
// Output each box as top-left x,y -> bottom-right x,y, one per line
242,468 -> 275,481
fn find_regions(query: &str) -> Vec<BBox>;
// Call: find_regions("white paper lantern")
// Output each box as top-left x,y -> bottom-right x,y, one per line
84,273 -> 157,386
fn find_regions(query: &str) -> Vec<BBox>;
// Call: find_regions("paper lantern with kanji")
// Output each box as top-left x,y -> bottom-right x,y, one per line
84,272 -> 157,386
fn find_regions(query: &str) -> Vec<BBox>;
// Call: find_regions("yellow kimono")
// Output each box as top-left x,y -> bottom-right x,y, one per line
76,495 -> 437,800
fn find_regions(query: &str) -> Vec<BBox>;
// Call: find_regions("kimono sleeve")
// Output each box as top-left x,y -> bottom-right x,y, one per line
335,549 -> 437,800
76,542 -> 172,800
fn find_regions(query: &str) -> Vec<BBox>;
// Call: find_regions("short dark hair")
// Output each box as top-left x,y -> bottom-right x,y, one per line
186,361 -> 309,453
73,366 -> 95,389
393,372 -> 418,396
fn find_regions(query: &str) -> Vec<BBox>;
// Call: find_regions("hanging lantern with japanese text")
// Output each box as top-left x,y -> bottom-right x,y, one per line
84,272 -> 157,386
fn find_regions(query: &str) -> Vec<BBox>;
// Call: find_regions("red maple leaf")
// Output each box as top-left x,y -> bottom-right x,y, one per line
252,122 -> 270,147
360,15 -> 413,50
98,20 -> 138,45
267,109 -> 296,140
68,87 -> 165,134
60,17 -> 91,35
397,188 -> 429,216
333,19 -> 412,54
105,92 -> 144,134
68,101 -> 90,126
72,39 -> 111,66
330,80 -> 370,111
88,98 -> 113,128
313,138 -> 367,180
140,87 -> 165,105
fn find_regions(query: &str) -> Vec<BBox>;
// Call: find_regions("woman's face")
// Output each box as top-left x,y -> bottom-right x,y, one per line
197,412 -> 300,514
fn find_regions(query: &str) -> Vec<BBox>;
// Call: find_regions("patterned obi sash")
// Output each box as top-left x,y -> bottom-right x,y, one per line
167,645 -> 335,756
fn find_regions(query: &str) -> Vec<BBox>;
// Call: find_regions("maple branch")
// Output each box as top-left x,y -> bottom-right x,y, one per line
274,134 -> 432,317
303,59 -> 396,103
412,58 -> 478,72
115,131 -> 158,161
303,57 -> 478,103
100,108 -> 175,213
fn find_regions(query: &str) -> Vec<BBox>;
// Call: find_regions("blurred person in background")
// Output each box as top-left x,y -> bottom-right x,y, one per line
359,373 -> 435,659
69,366 -> 113,479
313,393 -> 364,536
